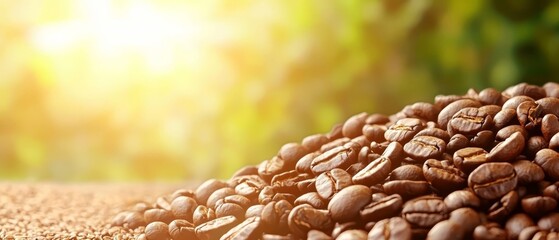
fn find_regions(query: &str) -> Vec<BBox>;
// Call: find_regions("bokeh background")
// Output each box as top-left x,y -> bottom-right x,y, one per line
0,0 -> 558,181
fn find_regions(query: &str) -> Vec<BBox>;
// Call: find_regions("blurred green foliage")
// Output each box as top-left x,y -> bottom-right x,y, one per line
0,0 -> 558,181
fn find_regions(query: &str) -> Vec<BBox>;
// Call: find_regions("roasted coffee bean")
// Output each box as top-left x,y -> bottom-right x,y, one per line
193,205 -> 216,226
278,142 -> 308,167
503,95 -> 535,110
342,112 -> 368,138
133,202 -> 152,213
402,196 -> 448,231
444,189 -> 481,211
294,192 -> 326,209
328,185 -> 372,223
538,213 -> 559,230
505,213 -> 535,240
144,209 -> 174,224
381,141 -> 405,166
258,157 -> 288,182
487,190 -> 519,221
270,170 -> 307,194
536,97 -> 559,116
495,125 -> 528,141
504,83 -> 546,99
438,99 -> 482,130
517,101 -> 542,129
453,147 -> 489,173
288,205 -> 334,238
207,187 -> 236,209
368,217 -> 411,240
366,113 -> 390,125
389,164 -> 424,181
383,180 -> 431,200
220,217 -> 262,240
295,152 -> 319,174
231,166 -> 259,179
448,107 -> 493,136
470,130 -> 495,148
195,179 -> 229,205
402,102 -> 440,122
478,88 -> 503,105
315,168 -> 352,200
245,205 -> 264,219
216,202 -> 245,219
513,160 -> 545,184
542,114 -> 559,141
302,134 -> 329,152
168,219 -> 196,240
261,234 -> 295,240
258,186 -> 276,205
261,200 -> 293,234
362,124 -> 386,143
423,159 -> 466,193
170,196 -> 197,222
415,128 -> 450,143
446,134 -> 469,154
479,104 -> 502,118
543,182 -> 559,200
521,195 -> 557,217
473,223 -> 507,240
518,226 -> 540,240
426,220 -> 465,240
434,94 -> 464,109
544,82 -> 559,97
195,216 -> 239,240
487,132 -> 525,162
331,222 -> 361,239
320,137 -> 351,153
551,132 -> 559,149
384,118 -> 426,143
360,194 -> 403,222
352,156 -> 391,186
327,123 -> 344,140
296,178 -> 316,193
449,208 -> 480,234
123,211 -> 147,229
534,149 -> 559,181
335,229 -> 367,240
234,175 -> 267,199
468,162 -> 517,200
311,145 -> 359,175
307,230 -> 333,240
494,108 -> 517,129
145,221 -> 171,240
403,136 -> 446,162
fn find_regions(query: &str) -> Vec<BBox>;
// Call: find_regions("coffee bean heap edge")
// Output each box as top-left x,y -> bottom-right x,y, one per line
114,82 -> 559,240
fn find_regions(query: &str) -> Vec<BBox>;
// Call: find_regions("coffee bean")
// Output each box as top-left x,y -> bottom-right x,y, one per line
231,166 -> 259,179
446,134 -> 469,154
478,88 -> 503,105
468,162 -> 517,200
362,124 -> 386,142
504,83 -> 546,99
403,136 -> 446,162
543,182 -> 559,200
434,94 -> 464,109
335,229 -> 367,240
416,128 -> 450,143
327,123 -> 344,140
320,137 -> 351,153
360,194 -> 403,222
342,112 -> 368,138
487,190 -> 519,221
390,164 -> 425,181
258,157 -> 288,183
449,208 -> 480,234
487,132 -> 525,162
145,221 -> 171,240
423,159 -> 466,193
542,114 -> 559,142
494,108 -> 517,129
234,175 -> 267,199
527,136 -> 549,158
352,156 -> 391,186
195,179 -> 229,205
503,95 -> 535,110
302,134 -> 329,152
383,180 -> 431,200
521,195 -> 557,217
311,145 -> 359,175
402,102 -> 440,122
261,200 -> 292,234
170,196 -> 197,222
518,226 -> 540,240
534,149 -> 559,181
368,217 -> 411,240
220,217 -> 262,240
470,130 -> 495,148
517,101 -> 543,129
331,222 -> 361,239
270,170 -> 307,194
278,143 -> 308,167
538,213 -> 559,230
307,230 -> 333,240
453,147 -> 489,173
328,185 -> 372,223
193,205 -> 216,226
381,141 -> 405,166
495,125 -> 528,141
144,209 -> 174,224
288,205 -> 334,238
207,187 -> 236,209
513,160 -> 545,184
426,220 -> 465,240
366,113 -> 390,125
294,192 -> 326,209
505,213 -> 535,240
168,219 -> 195,240
479,104 -> 502,118
473,223 -> 506,240
448,107 -> 493,136
295,152 -> 319,174
536,97 -> 559,116
315,168 -> 352,200
195,216 -> 239,240
444,189 -> 481,211
402,196 -> 448,230
384,118 -> 426,143
261,233 -> 295,240
123,211 -> 147,229
216,202 -> 245,219
296,178 -> 316,193
245,205 -> 264,219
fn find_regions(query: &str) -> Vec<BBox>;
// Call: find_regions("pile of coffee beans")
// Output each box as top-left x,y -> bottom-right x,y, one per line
114,82 -> 559,240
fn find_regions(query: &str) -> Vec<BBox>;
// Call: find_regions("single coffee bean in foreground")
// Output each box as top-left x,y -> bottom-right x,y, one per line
116,82 -> 559,240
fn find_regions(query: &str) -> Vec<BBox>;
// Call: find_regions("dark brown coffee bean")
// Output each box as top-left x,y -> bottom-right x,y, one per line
438,99 -> 482,130
468,162 -> 517,200
336,229 -> 367,240
145,221 -> 171,240
342,112 -> 368,138
311,145 -> 359,175
315,168 -> 352,200
352,156 -> 391,186
327,123 -> 344,140
383,180 -> 431,200
503,95 -> 535,110
453,147 -> 489,173
123,211 -> 147,229
390,164 -> 425,181
366,113 -> 390,125
308,230 -> 333,240
368,217 -> 412,240
402,102 -> 440,122
261,200 -> 292,234
479,105 -> 502,118
144,209 -> 174,224
195,216 -> 239,240
295,152 -> 319,174
220,216 -> 262,240
258,157 -> 288,183
544,82 -> 559,97
381,141 -> 405,166
207,187 -> 235,209
495,125 -> 528,141
321,137 -> 351,153
536,97 -> 559,116
193,205 -> 216,226
534,149 -> 559,181
449,208 -> 480,234
270,170 -> 307,194
402,195 -> 448,230
444,189 -> 481,211
403,136 -> 446,162
170,196 -> 197,222
258,186 -> 276,205
518,226 -> 540,240
331,222 -> 361,239
543,182 -> 559,200
245,205 -> 264,219
288,205 -> 334,238
384,118 -> 426,143
521,195 -> 557,217
195,179 -> 229,205
360,194 -> 403,222
538,213 -> 559,230
302,134 -> 329,152
513,160 -> 545,184
446,134 -> 469,153
216,202 -> 245,219
296,178 -> 316,193
470,130 -> 495,148
168,219 -> 195,240
415,128 -> 450,143
494,108 -> 517,129
362,124 -> 386,143
505,213 -> 535,240
233,175 -> 267,200
261,234 -> 295,240
473,223 -> 507,240
328,185 -> 372,223
434,94 -> 464,109
487,190 -> 519,221
504,83 -> 546,99
423,159 -> 466,193
231,166 -> 259,179
478,88 -> 503,105
542,114 -> 559,142
526,136 -> 549,158
294,192 -> 326,209
426,220 -> 465,240
487,132 -> 525,162
448,107 -> 493,136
